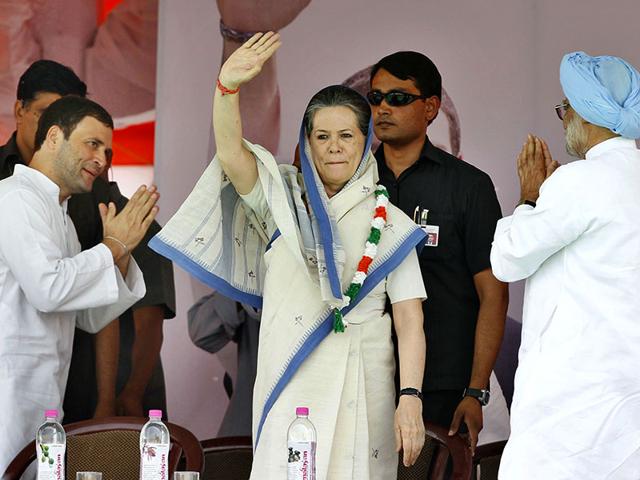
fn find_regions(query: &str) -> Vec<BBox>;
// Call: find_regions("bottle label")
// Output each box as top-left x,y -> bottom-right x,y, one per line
140,442 -> 170,480
36,443 -> 65,480
287,441 -> 316,480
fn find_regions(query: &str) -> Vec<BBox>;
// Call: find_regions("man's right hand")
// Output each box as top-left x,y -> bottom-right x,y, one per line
216,0 -> 310,33
517,134 -> 559,203
100,185 -> 159,257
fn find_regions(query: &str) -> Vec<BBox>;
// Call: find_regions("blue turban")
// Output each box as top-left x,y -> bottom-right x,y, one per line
560,51 -> 640,139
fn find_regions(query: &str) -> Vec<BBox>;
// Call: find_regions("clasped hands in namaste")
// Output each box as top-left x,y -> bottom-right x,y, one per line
517,134 -> 560,204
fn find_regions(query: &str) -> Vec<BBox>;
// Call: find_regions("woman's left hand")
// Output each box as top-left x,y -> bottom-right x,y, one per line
394,395 -> 425,467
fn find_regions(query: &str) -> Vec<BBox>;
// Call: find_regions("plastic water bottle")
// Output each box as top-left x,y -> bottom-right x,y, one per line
139,410 -> 170,480
36,409 -> 66,480
287,407 -> 316,480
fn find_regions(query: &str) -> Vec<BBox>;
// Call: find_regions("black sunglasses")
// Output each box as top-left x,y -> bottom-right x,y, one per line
366,90 -> 426,107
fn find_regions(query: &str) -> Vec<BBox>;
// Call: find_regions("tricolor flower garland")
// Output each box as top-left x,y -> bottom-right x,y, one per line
333,185 -> 389,333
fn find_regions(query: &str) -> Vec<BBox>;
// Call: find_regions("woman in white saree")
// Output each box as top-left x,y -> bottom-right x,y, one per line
151,33 -> 427,479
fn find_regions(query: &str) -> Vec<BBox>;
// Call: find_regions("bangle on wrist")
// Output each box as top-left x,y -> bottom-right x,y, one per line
104,235 -> 129,257
219,19 -> 262,43
399,387 -> 423,401
217,78 -> 240,96
521,199 -> 537,208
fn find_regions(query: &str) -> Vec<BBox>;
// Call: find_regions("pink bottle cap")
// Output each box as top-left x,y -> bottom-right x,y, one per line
149,409 -> 163,418
45,409 -> 58,418
296,407 -> 309,416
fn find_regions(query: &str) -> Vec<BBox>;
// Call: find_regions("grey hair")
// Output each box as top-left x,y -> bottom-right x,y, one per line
565,112 -> 589,159
303,85 -> 370,138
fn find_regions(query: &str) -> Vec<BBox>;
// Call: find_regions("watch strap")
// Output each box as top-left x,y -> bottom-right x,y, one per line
463,387 -> 490,406
399,387 -> 423,401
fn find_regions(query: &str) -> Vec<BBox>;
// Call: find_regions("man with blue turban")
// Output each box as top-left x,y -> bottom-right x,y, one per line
490,51 -> 640,478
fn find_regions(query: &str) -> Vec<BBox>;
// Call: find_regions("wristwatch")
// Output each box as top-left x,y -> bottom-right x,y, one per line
463,387 -> 490,406
399,387 -> 423,401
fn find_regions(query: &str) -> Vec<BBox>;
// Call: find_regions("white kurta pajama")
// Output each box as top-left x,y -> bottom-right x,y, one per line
0,165 -> 145,475
491,138 -> 640,479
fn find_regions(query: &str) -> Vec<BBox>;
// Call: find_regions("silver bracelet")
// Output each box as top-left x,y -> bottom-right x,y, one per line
104,235 -> 129,257
219,19 -> 262,43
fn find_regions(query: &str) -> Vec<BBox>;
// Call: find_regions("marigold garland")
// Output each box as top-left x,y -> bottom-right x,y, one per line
333,185 -> 389,333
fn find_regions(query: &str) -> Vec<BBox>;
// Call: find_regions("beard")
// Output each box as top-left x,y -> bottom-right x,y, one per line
55,142 -> 92,194
565,115 -> 589,159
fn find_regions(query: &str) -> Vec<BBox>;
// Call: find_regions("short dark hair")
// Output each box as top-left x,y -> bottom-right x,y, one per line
34,96 -> 113,152
303,85 -> 371,137
370,51 -> 442,99
17,60 -> 87,104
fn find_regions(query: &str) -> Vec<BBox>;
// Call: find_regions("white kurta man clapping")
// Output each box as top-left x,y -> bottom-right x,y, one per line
0,95 -> 160,475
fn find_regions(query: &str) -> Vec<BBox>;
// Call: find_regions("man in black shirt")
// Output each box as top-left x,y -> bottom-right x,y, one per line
0,60 -> 175,422
368,51 -> 508,453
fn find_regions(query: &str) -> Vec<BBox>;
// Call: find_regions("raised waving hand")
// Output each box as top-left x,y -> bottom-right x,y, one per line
218,32 -> 282,90
214,32 -> 281,195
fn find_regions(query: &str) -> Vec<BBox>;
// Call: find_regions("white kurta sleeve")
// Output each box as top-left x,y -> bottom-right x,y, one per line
75,255 -> 146,333
0,189 -> 138,313
490,164 -> 590,282
239,176 -> 270,219
239,177 -> 278,239
386,248 -> 427,304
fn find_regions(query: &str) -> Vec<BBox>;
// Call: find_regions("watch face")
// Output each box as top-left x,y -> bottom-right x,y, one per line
465,388 -> 490,406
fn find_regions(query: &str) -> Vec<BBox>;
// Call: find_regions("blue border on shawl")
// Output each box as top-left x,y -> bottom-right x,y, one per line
265,229 -> 281,252
298,123 -> 342,299
148,235 -> 263,309
297,117 -> 375,301
254,226 -> 426,447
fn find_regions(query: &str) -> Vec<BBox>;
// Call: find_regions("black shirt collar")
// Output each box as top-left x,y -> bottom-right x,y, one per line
374,136 -> 443,169
0,132 -> 26,178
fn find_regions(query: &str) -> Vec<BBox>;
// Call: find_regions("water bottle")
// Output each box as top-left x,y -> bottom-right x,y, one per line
139,410 -> 170,480
36,409 -> 66,480
287,407 -> 316,480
